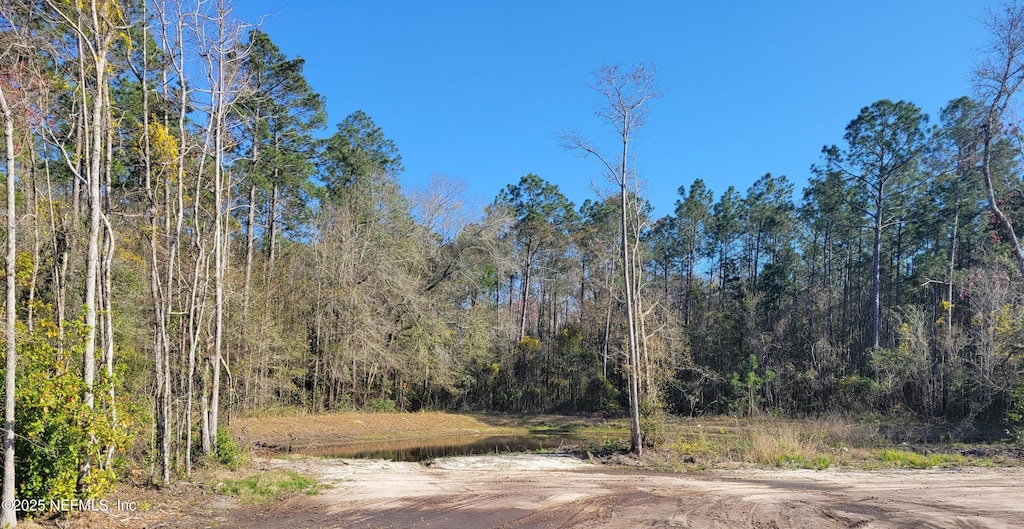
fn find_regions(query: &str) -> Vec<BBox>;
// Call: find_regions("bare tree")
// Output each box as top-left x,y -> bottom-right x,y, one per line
162,0 -> 199,478
195,0 -> 247,455
0,33 -> 19,529
39,0 -> 124,488
563,63 -> 660,455
976,1 -> 1024,276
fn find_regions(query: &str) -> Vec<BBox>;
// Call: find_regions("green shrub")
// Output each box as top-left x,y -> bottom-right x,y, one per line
4,314 -> 134,502
1008,386 -> 1024,445
640,397 -> 666,448
367,398 -> 397,413
216,428 -> 249,470
584,376 -> 620,413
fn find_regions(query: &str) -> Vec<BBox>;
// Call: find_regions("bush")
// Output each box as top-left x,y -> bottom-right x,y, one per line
5,315 -> 134,502
216,428 -> 249,470
1008,387 -> 1024,445
367,398 -> 397,413
836,375 -> 879,412
640,397 -> 666,448
584,376 -> 621,413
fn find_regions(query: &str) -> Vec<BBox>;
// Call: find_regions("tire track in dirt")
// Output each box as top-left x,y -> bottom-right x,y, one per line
220,456 -> 1024,529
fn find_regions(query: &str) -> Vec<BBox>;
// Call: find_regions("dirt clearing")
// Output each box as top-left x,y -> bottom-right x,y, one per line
41,414 -> 1024,528
215,455 -> 1024,529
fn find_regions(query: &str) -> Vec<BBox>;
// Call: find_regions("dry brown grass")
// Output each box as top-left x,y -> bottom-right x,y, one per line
665,415 -> 882,469
230,412 -> 512,448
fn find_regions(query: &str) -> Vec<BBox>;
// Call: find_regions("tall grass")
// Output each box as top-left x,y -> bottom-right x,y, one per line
668,415 -> 884,469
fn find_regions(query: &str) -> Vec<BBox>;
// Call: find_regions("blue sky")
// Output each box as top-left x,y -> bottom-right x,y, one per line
233,1 -> 992,218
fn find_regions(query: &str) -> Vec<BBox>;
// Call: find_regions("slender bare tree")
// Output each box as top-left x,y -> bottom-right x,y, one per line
195,0 -> 247,455
563,63 -> 660,455
40,0 -> 124,488
0,46 -> 19,529
976,1 -> 1024,276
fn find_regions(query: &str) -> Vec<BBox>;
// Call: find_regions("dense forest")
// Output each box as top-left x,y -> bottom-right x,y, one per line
1,0 -> 1024,519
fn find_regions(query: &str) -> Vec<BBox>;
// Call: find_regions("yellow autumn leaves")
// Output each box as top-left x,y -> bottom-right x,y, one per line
133,118 -> 180,180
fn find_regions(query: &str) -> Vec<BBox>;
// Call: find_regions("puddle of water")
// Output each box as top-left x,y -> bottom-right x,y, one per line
293,435 -> 576,462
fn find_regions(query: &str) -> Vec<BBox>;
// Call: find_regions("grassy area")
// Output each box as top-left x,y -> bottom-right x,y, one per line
873,449 -> 970,469
660,415 -> 1014,471
229,410 -> 1019,471
231,411 -> 521,447
214,470 -> 322,504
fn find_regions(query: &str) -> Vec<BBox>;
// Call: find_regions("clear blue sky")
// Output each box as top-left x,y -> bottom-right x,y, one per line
234,0 -> 992,218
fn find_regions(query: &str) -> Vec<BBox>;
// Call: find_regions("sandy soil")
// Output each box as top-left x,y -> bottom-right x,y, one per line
210,454 -> 1024,529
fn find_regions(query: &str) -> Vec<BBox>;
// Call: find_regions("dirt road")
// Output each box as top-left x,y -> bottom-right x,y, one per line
220,455 -> 1024,529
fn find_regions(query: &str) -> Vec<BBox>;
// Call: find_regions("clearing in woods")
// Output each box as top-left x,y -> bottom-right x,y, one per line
28,413 -> 1024,528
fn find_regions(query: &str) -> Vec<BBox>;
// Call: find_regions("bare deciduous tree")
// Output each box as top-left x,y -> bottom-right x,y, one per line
975,1 -> 1024,277
0,29 -> 19,529
563,63 -> 660,455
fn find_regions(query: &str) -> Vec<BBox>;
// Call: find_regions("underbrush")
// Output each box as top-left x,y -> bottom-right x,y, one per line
662,415 -> 1010,470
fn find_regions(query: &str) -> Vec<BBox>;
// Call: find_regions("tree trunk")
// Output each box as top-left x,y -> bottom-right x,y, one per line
210,89 -> 225,457
83,33 -> 108,414
244,182 -> 256,317
26,143 -> 39,333
80,22 -> 112,488
942,205 -> 959,416
618,134 -> 643,454
621,183 -> 642,455
870,186 -> 883,355
518,249 -> 532,340
169,1 -> 188,475
101,93 -> 117,467
267,182 -> 278,282
1,77 -> 20,529
981,124 -> 1024,276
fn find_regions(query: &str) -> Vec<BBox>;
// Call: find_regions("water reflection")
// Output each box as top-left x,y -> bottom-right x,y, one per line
294,435 -> 574,462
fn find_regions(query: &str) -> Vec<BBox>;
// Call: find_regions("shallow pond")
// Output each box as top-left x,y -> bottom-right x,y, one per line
292,434 -> 577,462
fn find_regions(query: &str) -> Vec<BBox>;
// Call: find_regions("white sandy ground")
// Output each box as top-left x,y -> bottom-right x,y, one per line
207,454 -> 1024,529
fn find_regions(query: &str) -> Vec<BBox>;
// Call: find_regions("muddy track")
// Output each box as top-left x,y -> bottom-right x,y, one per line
219,455 -> 1024,529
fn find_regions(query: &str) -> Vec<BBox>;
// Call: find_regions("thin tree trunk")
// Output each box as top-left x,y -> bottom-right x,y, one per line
135,16 -> 174,481
207,1 -> 235,454
620,148 -> 642,455
170,1 -> 189,476
1,76 -> 20,529
201,360 -> 211,454
244,182 -> 256,317
622,188 -> 642,455
79,13 -> 112,487
518,250 -> 532,340
83,23 -> 109,414
27,142 -> 39,333
981,124 -> 1024,276
870,186 -> 883,355
44,153 -> 66,352
210,100 -> 225,456
602,298 -> 612,379
101,92 -> 117,467
267,182 -> 278,282
943,205 -> 959,416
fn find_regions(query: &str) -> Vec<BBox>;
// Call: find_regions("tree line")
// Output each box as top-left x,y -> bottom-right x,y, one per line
0,0 -> 1023,522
